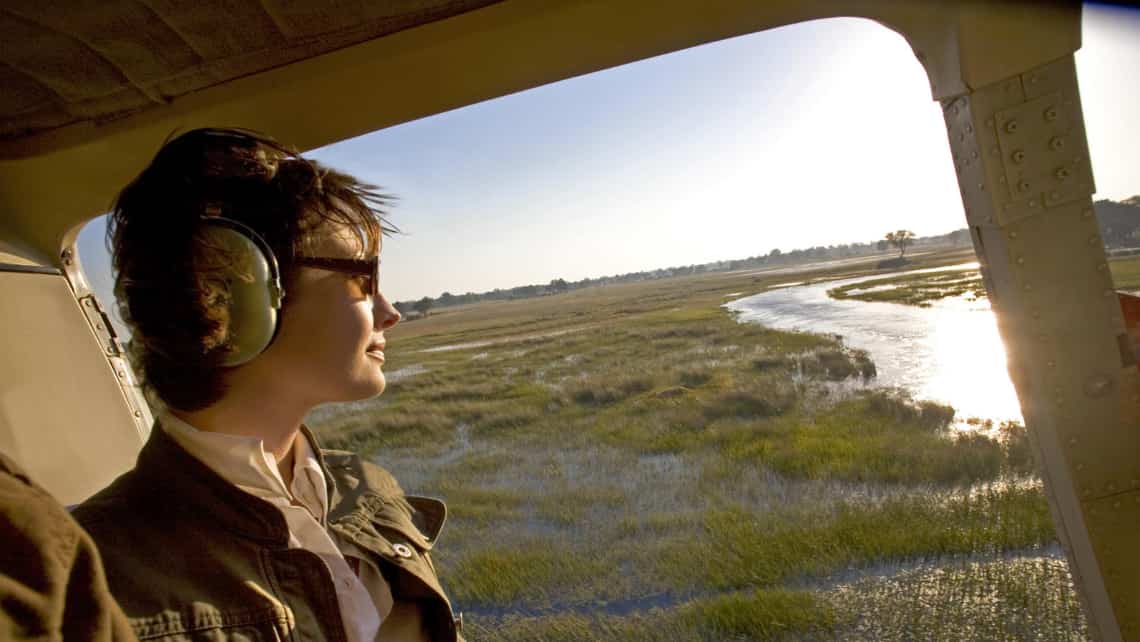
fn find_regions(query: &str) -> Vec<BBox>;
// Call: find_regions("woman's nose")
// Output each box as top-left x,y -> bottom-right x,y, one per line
375,292 -> 401,329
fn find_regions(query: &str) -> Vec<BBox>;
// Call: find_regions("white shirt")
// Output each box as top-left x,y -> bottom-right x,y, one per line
161,412 -> 393,642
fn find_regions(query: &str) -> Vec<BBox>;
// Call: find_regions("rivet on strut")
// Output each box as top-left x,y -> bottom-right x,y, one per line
1044,106 -> 1057,121
1055,167 -> 1070,180
1083,374 -> 1112,398
1011,150 -> 1025,163
1005,120 -> 1019,134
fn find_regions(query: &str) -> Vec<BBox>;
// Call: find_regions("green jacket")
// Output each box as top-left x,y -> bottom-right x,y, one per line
0,452 -> 136,642
72,426 -> 462,642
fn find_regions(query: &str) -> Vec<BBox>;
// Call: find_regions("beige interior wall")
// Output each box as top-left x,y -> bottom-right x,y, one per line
0,269 -> 145,504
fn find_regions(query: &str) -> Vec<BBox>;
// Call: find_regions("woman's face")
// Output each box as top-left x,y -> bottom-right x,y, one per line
253,222 -> 401,407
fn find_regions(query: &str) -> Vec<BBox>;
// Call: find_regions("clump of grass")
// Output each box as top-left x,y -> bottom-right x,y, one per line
676,368 -> 713,387
800,347 -> 877,380
567,375 -> 655,406
827,556 -> 1088,641
463,612 -> 658,642
828,269 -> 986,307
448,543 -> 610,605
676,590 -> 836,640
751,355 -> 793,372
718,391 -> 1008,484
998,421 -> 1039,476
1109,254 -> 1140,290
436,484 -> 526,525
460,589 -> 835,641
318,407 -> 456,455
703,388 -> 796,420
661,483 -> 1054,592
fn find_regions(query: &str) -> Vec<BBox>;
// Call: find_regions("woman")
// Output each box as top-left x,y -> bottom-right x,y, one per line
73,128 -> 462,641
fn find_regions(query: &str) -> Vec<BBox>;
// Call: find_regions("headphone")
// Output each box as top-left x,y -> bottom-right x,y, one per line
198,208 -> 284,367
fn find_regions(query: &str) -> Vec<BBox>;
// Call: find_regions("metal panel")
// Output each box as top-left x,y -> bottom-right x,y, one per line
0,270 -> 145,504
942,55 -> 1136,641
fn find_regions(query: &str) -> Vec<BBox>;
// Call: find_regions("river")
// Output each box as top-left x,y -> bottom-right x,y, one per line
725,262 -> 1023,426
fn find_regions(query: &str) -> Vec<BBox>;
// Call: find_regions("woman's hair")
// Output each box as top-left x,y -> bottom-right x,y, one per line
110,127 -> 396,411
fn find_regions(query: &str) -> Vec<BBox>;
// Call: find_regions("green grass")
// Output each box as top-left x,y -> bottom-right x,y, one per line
462,589 -> 834,642
666,483 -> 1054,593
828,269 -> 985,307
436,482 -> 1053,610
306,248 -> 1084,639
827,555 -> 1088,640
1110,254 -> 1140,290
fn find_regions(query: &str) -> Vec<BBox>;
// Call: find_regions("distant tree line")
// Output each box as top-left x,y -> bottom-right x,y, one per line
394,227 -> 976,317
1095,196 -> 1140,249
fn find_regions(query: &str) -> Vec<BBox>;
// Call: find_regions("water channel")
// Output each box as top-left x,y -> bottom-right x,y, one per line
726,262 -> 1024,426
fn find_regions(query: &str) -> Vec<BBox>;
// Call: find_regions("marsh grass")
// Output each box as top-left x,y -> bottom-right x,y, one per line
824,254 -> 1140,308
1110,254 -> 1140,290
464,589 -> 834,642
828,269 -> 985,307
307,248 -> 1085,639
827,555 -> 1088,640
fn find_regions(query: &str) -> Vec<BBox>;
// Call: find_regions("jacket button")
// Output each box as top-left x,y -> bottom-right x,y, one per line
392,543 -> 413,558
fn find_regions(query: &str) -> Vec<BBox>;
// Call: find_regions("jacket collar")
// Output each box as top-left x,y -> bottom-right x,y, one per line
133,421 -> 339,544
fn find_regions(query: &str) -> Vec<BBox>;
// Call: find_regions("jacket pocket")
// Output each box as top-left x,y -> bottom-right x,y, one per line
130,605 -> 292,642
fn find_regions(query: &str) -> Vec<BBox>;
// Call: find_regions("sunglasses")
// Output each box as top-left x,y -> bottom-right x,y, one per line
295,255 -> 380,298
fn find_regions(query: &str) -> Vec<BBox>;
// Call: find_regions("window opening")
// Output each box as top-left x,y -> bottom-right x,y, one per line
75,8 -> 1140,638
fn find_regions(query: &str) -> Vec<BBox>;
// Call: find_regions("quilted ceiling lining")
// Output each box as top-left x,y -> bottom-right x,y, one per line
0,0 -> 502,142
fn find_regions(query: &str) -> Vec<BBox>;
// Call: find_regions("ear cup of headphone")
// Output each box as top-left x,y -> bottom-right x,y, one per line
197,224 -> 280,367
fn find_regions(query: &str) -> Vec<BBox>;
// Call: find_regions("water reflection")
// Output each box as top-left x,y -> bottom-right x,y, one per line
726,263 -> 1023,425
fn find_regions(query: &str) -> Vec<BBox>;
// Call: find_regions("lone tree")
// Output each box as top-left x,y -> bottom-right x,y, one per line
413,296 -> 434,317
884,229 -> 916,258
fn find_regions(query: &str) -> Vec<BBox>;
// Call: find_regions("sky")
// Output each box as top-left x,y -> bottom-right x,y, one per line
79,3 -> 1140,306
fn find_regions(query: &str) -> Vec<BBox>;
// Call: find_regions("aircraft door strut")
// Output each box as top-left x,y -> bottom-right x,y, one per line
942,54 -> 1138,642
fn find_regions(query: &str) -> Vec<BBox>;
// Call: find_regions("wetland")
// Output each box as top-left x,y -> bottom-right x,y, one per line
305,248 -> 1139,640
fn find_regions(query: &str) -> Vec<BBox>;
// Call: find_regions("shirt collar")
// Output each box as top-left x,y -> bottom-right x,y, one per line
159,412 -> 329,523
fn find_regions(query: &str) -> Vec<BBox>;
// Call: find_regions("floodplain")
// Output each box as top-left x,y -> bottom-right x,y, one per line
310,247 -> 1096,640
